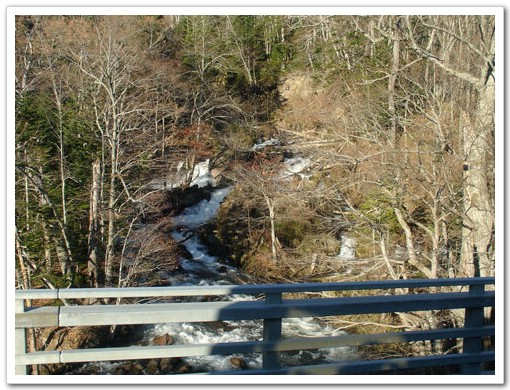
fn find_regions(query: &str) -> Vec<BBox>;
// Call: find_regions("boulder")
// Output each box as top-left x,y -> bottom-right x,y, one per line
159,357 -> 180,373
230,356 -> 247,369
114,362 -> 144,375
34,326 -> 110,374
175,362 -> 192,374
151,333 -> 174,346
145,359 -> 160,374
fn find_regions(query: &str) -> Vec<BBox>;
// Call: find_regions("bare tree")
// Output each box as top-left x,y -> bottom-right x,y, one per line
87,160 -> 102,288
404,15 -> 495,278
68,17 -> 167,286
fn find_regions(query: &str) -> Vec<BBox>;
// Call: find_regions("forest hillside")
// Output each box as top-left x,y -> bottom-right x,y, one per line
15,15 -> 495,291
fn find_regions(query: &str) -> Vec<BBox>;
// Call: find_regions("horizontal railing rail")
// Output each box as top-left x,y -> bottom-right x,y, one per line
14,277 -> 495,376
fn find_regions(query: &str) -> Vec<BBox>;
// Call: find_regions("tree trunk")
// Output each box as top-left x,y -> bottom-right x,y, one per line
105,157 -> 117,287
105,108 -> 120,286
87,160 -> 102,288
394,207 -> 433,279
460,81 -> 495,277
50,75 -> 68,230
403,15 -> 496,278
379,231 -> 399,280
41,216 -> 52,272
263,193 -> 278,264
15,226 -> 31,290
388,16 -> 401,146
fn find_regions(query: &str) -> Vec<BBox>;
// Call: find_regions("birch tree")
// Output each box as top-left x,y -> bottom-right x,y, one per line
70,17 -> 159,286
404,15 -> 495,278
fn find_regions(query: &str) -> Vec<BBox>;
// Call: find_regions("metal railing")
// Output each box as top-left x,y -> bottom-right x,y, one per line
14,277 -> 495,375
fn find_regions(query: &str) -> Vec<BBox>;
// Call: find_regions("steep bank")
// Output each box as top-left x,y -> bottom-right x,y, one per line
200,72 -> 357,283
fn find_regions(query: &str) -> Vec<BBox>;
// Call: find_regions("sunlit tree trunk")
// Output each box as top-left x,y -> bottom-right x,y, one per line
262,192 -> 278,264
404,15 -> 495,278
388,16 -> 402,146
460,79 -> 495,277
87,160 -> 102,288
15,226 -> 31,290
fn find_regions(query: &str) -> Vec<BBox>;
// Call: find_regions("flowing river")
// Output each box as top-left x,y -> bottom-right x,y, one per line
76,185 -> 353,374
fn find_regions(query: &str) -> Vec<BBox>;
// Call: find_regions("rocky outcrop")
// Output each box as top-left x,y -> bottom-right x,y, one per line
34,326 -> 111,374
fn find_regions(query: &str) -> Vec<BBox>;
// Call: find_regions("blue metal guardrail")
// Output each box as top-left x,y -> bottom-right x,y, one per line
14,277 -> 495,375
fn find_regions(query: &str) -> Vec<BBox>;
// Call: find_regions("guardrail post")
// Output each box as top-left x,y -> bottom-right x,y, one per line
263,292 -> 282,371
461,283 -> 485,375
15,298 -> 28,375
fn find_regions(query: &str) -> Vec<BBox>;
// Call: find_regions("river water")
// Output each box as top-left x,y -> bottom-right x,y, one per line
77,185 -> 353,374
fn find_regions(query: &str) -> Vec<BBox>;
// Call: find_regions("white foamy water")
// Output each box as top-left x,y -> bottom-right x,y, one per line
152,186 -> 354,373
171,186 -> 231,229
80,185 -> 354,374
142,293 -> 352,373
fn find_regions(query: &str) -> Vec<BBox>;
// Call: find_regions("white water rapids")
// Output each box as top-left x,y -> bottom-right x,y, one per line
145,186 -> 353,373
77,186 -> 354,374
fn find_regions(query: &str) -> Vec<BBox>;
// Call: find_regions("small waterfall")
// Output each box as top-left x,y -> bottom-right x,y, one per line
338,235 -> 357,260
